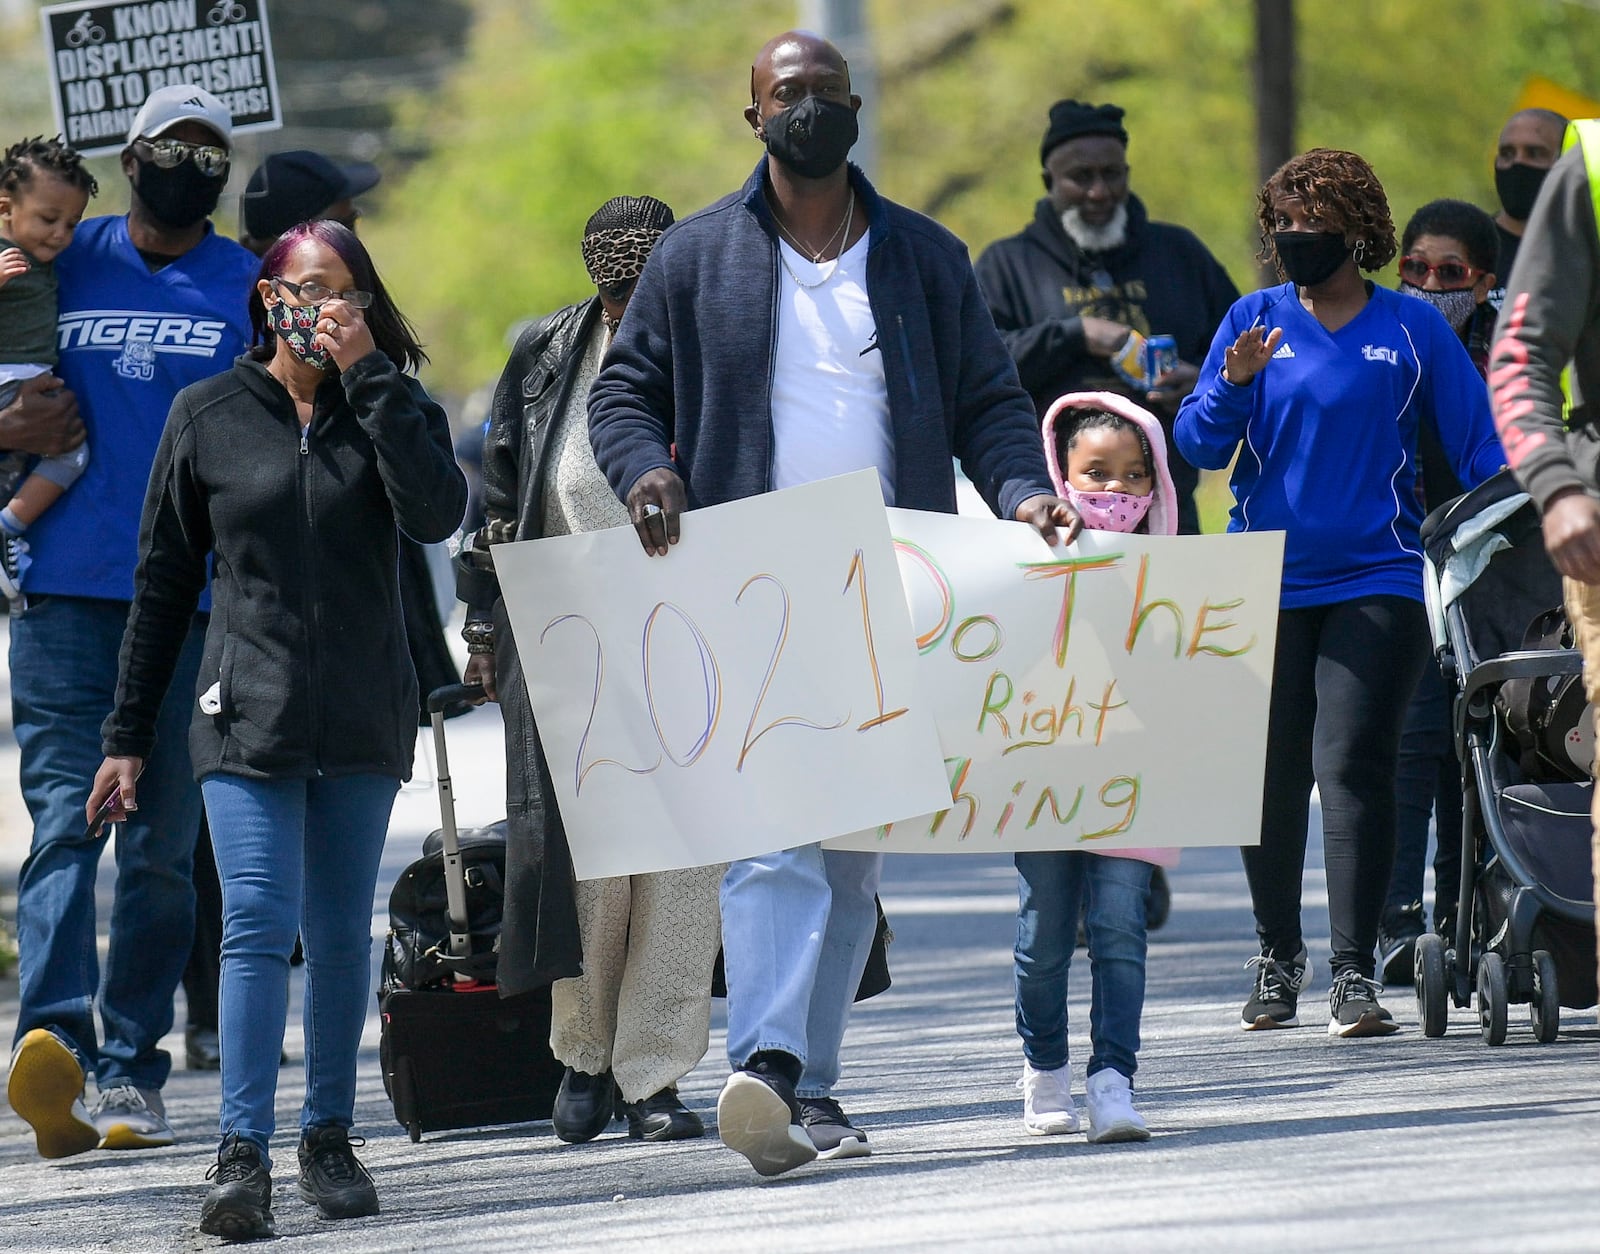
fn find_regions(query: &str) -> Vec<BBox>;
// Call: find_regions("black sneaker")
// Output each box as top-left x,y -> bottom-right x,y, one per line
798,1096 -> 870,1160
620,1088 -> 704,1142
716,1053 -> 816,1177
200,1134 -> 275,1241
297,1124 -> 379,1219
1241,945 -> 1309,1030
1328,969 -> 1399,1038
552,1067 -> 620,1144
1378,901 -> 1425,987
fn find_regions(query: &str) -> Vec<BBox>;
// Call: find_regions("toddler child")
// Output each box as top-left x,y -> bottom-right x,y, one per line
0,135 -> 97,604
1013,391 -> 1180,1143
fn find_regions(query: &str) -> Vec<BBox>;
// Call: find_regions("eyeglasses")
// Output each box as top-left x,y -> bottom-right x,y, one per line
133,136 -> 229,178
271,276 -> 373,309
1397,256 -> 1483,289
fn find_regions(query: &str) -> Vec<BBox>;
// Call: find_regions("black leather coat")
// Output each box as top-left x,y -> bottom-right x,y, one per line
466,297 -> 602,993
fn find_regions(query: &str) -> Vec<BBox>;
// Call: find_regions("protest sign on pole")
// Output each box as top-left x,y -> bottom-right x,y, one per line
492,471 -> 954,880
40,0 -> 281,156
827,511 -> 1283,856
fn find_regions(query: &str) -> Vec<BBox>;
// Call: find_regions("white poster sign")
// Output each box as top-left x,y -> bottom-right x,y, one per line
493,471 -> 953,879
41,0 -> 282,157
827,511 -> 1284,855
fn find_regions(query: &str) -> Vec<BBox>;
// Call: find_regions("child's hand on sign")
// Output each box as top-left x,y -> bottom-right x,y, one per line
0,248 -> 29,287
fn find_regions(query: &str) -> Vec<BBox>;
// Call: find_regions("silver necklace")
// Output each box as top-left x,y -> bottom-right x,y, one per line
776,194 -> 855,290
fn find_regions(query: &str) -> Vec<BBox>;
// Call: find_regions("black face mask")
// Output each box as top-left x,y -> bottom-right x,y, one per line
1273,230 -> 1350,288
1495,162 -> 1550,221
761,96 -> 859,180
133,157 -> 225,229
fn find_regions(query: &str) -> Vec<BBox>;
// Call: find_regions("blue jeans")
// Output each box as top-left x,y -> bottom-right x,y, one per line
720,845 -> 881,1098
1014,851 -> 1152,1081
201,772 -> 398,1163
11,595 -> 206,1089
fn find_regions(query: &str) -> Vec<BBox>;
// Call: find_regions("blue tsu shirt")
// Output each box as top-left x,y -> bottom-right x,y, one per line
31,215 -> 258,601
1175,282 -> 1505,609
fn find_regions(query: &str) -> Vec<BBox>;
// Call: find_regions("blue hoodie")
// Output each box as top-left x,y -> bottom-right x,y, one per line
1175,282 -> 1504,609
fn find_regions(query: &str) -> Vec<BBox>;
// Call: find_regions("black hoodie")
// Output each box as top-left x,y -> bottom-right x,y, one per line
975,195 -> 1238,529
102,351 -> 467,780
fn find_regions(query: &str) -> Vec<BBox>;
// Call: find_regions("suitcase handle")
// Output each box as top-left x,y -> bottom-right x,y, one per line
426,684 -> 485,961
427,682 -> 484,715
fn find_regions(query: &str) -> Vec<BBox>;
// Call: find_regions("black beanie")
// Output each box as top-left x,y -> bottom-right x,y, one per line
1040,99 -> 1128,165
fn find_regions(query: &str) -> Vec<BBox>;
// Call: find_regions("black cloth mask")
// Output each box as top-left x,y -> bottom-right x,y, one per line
761,96 -> 859,180
1273,230 -> 1350,288
134,157 -> 225,229
1495,162 -> 1550,222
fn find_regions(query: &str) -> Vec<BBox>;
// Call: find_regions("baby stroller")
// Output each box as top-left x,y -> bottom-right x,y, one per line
1417,470 -> 1598,1044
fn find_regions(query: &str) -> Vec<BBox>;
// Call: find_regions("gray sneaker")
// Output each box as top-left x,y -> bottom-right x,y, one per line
91,1081 -> 175,1149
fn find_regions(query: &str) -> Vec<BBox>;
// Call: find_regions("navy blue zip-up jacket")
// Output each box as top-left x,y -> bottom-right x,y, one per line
588,160 -> 1054,520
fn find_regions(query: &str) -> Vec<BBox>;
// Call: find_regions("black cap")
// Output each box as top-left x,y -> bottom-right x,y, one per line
240,150 -> 381,240
1040,100 -> 1128,165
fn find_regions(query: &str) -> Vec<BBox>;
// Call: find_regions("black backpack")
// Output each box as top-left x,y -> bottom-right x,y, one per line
382,820 -> 510,992
1497,607 -> 1594,784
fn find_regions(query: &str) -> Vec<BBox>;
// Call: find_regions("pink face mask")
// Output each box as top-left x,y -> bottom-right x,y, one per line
1065,486 -> 1153,534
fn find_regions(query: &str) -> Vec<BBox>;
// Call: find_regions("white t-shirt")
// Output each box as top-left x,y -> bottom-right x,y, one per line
770,231 -> 895,505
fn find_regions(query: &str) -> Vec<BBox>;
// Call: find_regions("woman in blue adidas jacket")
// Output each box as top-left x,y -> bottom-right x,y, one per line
1176,149 -> 1503,1039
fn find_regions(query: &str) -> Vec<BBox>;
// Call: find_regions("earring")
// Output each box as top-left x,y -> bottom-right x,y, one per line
1352,238 -> 1367,263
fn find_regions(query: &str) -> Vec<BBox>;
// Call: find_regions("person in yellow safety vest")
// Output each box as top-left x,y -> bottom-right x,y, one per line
1490,117 -> 1600,988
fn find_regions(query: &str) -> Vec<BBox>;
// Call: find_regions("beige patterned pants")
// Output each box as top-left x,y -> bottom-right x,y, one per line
1561,576 -> 1600,981
549,864 -> 725,1103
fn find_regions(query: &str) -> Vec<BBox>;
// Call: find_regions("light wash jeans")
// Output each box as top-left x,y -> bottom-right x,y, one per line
1014,851 -> 1151,1081
11,594 -> 206,1089
201,772 -> 398,1165
720,845 -> 881,1099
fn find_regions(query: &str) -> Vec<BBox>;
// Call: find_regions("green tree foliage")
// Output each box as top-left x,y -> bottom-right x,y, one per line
367,0 -> 1600,396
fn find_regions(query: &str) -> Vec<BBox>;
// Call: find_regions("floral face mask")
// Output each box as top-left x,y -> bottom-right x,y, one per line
266,296 -> 332,370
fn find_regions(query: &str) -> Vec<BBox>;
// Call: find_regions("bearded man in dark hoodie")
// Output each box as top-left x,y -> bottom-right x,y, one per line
976,99 -> 1238,535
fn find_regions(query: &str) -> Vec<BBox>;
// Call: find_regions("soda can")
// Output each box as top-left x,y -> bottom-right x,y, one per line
1144,334 -> 1179,384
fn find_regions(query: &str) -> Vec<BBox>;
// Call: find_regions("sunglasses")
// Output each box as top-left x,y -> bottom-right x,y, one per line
1398,256 -> 1483,289
271,276 -> 374,309
133,136 -> 229,178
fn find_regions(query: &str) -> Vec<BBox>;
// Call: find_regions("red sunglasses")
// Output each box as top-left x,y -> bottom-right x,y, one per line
1398,255 -> 1483,289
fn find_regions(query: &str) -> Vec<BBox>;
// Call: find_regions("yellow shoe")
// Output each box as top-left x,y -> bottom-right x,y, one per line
6,1029 -> 100,1159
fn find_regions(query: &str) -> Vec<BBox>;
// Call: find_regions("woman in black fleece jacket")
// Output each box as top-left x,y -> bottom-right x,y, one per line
87,221 -> 465,1240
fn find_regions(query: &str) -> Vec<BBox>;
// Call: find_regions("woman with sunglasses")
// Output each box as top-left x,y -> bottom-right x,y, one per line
1175,150 -> 1504,1040
86,220 -> 466,1240
1377,199 -> 1502,986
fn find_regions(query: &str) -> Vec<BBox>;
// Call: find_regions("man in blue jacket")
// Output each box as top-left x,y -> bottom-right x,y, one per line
589,30 -> 1077,1178
6,86 -> 259,1159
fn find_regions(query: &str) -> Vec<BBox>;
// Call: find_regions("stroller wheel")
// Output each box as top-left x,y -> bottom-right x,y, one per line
1530,950 -> 1560,1043
1414,933 -> 1448,1038
1477,951 -> 1509,1046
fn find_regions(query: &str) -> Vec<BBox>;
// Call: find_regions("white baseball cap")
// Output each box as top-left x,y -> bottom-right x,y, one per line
125,85 -> 233,146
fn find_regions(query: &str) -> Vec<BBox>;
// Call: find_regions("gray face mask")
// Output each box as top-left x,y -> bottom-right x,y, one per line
1400,281 -> 1478,332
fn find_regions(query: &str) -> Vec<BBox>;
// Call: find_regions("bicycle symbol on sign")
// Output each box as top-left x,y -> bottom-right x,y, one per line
207,0 -> 247,24
66,13 -> 107,46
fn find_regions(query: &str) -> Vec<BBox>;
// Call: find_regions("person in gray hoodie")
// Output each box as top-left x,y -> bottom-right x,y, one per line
1490,118 -> 1600,980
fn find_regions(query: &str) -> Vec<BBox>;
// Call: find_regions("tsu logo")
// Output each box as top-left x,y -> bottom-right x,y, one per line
1361,344 -> 1399,365
115,340 -> 157,381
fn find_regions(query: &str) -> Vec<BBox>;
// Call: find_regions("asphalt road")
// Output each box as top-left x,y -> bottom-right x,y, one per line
2,702 -> 1597,1253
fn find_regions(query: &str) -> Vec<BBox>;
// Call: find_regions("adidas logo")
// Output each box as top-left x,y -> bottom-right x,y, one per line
1271,342 -> 1295,359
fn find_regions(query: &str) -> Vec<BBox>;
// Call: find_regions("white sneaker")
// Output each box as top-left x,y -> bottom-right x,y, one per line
90,1080 -> 174,1149
1084,1068 -> 1150,1144
6,1029 -> 100,1159
1018,1061 -> 1079,1135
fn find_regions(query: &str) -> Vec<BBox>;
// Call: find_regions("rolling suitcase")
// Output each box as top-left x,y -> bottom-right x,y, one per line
377,683 -> 563,1142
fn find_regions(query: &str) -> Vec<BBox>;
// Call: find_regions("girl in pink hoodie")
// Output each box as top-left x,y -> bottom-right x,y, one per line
1014,392 -> 1178,1145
